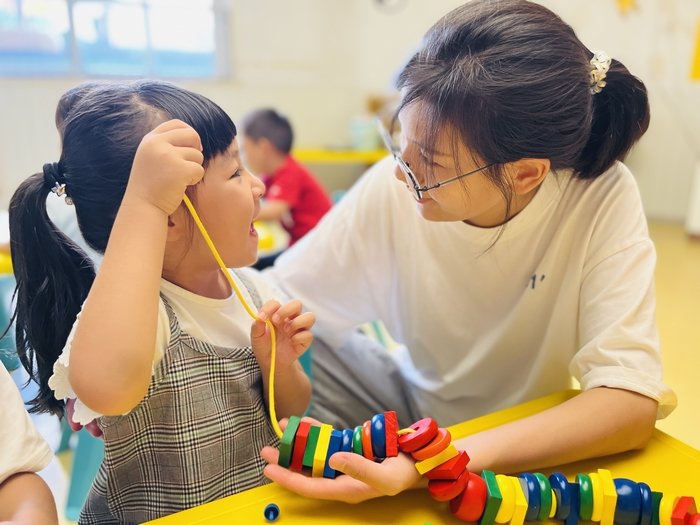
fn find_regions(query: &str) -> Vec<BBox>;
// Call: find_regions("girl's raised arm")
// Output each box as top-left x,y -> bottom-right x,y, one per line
69,120 -> 204,416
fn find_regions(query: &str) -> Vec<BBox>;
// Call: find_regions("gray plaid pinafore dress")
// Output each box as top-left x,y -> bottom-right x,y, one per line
79,274 -> 280,524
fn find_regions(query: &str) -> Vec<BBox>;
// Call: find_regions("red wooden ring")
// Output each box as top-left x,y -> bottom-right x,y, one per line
449,472 -> 488,522
411,427 -> 452,461
290,420 -> 312,472
428,468 -> 470,502
397,418 -> 438,453
361,420 -> 374,460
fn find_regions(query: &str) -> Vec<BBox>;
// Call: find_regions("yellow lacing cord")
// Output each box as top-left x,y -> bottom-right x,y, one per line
182,195 -> 283,439
183,195 -> 419,440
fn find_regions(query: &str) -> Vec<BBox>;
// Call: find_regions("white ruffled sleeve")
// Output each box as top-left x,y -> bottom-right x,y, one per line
48,311 -> 103,425
48,299 -> 170,426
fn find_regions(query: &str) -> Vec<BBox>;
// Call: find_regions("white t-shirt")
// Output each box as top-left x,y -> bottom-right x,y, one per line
0,367 -> 53,485
50,268 -> 274,425
266,157 -> 677,426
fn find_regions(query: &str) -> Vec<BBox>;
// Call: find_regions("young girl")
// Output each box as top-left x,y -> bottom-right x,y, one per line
9,80 -> 313,523
260,0 -> 677,502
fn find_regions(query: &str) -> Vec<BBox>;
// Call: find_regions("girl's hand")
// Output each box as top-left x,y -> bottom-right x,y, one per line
124,119 -> 205,216
65,398 -> 102,438
250,300 -> 314,372
260,417 -> 422,503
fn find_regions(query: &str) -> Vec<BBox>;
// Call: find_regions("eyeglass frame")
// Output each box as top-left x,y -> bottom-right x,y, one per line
377,120 -> 494,200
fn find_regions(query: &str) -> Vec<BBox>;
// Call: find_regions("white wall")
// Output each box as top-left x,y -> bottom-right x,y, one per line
1,0 -> 698,219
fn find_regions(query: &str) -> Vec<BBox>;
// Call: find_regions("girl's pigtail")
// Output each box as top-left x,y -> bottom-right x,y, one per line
8,172 -> 95,416
575,58 -> 651,180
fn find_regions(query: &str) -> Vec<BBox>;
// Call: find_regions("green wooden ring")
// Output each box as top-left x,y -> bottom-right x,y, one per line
533,472 -> 552,521
352,425 -> 364,455
576,473 -> 594,521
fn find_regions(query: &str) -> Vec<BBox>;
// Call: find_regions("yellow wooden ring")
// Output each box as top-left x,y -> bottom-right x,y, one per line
549,489 -> 558,519
588,472 -> 604,522
658,494 -> 677,525
510,476 -> 528,525
494,474 -> 516,523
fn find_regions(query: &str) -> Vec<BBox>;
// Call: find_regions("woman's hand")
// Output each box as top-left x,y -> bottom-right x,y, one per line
251,300 -> 314,372
123,119 -> 205,216
260,418 -> 423,504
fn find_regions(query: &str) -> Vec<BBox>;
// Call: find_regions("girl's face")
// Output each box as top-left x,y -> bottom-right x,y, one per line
395,103 -> 511,227
191,138 -> 265,268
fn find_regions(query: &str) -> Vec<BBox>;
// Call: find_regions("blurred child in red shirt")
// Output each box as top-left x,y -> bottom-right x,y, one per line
240,109 -> 332,263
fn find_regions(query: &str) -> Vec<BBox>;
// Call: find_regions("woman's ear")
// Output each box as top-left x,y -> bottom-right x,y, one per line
510,158 -> 551,195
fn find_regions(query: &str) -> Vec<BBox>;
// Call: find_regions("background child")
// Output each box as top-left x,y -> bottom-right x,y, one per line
239,108 -> 332,268
0,366 -> 57,525
9,80 -> 313,523
260,0 -> 676,502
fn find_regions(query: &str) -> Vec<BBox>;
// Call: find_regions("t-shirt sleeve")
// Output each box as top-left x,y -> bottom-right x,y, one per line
570,238 -> 677,419
48,299 -> 169,425
0,368 -> 53,484
263,157 -> 396,348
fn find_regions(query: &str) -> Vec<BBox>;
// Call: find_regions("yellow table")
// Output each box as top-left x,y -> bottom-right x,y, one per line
293,148 -> 387,165
147,390 -> 700,524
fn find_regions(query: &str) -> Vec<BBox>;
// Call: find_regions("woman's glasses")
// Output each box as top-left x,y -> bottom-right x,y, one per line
377,120 -> 493,200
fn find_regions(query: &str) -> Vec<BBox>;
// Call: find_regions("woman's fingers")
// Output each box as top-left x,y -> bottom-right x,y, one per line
260,447 -> 382,503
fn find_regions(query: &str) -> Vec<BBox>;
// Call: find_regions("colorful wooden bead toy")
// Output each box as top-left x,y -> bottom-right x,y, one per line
277,413 -> 699,525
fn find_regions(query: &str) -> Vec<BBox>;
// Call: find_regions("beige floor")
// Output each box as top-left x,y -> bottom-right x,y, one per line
649,221 -> 700,450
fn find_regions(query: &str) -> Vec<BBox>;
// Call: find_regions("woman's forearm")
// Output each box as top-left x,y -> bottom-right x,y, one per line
455,387 -> 658,474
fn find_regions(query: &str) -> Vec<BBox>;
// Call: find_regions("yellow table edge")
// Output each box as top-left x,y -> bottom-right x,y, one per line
145,389 -> 700,524
292,148 -> 387,164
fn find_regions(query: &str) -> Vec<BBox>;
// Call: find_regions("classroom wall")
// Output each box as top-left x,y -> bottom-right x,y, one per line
0,0 -> 698,220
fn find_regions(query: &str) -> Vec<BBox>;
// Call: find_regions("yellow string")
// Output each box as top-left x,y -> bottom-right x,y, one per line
182,195 -> 283,439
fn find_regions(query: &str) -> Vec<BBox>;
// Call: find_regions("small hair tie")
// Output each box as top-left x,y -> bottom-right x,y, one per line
43,162 -> 73,204
589,51 -> 612,94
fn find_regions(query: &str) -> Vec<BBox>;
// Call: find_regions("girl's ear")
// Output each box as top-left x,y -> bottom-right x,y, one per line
509,158 -> 551,195
166,205 -> 189,243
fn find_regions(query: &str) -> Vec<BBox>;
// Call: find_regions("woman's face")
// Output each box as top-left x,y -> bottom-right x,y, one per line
395,103 -> 510,227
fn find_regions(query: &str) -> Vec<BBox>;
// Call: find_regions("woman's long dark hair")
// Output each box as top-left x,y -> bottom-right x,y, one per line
9,80 -> 237,416
395,0 -> 650,215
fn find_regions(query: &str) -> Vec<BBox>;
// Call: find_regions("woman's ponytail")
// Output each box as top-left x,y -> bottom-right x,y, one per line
8,170 -> 95,416
574,59 -> 651,179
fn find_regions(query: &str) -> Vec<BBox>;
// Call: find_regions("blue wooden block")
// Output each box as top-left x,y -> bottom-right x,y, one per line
323,429 -> 343,478
340,428 -> 354,453
550,473 -> 572,520
614,478 -> 642,525
565,483 -> 580,525
519,473 -> 541,521
639,482 -> 653,525
370,413 -> 386,458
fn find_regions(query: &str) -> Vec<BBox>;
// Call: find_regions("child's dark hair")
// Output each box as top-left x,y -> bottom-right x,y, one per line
395,0 -> 650,215
240,108 -> 294,154
9,79 -> 237,416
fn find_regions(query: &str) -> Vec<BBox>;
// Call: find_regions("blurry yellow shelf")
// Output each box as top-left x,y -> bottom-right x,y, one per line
292,148 -> 387,164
